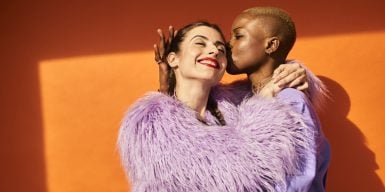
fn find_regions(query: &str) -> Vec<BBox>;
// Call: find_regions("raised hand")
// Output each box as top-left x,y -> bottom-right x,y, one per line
153,26 -> 176,94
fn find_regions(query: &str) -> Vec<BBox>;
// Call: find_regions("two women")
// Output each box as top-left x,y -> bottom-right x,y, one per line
154,7 -> 330,191
118,21 -> 316,191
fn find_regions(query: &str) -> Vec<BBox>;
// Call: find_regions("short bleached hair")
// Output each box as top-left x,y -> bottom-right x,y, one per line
242,7 -> 296,55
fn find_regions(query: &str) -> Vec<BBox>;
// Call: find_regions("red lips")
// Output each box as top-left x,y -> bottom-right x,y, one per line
197,57 -> 220,69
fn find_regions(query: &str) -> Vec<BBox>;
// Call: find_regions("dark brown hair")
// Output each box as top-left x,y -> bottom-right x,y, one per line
166,21 -> 226,126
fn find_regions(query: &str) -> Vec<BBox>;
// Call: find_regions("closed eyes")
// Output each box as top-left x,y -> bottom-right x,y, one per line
195,41 -> 225,53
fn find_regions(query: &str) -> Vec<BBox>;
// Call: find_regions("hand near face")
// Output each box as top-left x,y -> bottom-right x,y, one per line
153,26 -> 177,94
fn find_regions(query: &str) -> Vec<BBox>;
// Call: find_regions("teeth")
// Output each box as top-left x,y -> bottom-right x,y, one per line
199,59 -> 217,66
201,60 -> 214,65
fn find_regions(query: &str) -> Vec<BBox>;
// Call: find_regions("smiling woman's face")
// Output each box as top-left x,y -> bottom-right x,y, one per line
168,26 -> 227,86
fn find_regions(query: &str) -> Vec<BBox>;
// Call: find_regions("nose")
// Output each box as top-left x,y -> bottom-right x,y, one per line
208,44 -> 219,56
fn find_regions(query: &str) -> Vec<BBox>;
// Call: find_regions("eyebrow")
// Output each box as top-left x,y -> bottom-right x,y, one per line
232,27 -> 242,32
190,35 -> 225,47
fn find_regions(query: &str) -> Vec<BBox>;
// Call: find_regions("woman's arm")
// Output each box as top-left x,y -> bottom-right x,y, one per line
275,88 -> 330,191
259,60 -> 329,112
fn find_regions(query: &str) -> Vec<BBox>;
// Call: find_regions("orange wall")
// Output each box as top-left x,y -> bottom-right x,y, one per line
1,1 -> 385,191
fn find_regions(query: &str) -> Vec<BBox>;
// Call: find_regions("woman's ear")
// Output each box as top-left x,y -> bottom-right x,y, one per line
265,37 -> 280,55
167,52 -> 179,68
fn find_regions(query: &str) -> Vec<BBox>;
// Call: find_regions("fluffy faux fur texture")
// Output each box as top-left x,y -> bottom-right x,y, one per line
118,92 -> 314,192
286,60 -> 329,112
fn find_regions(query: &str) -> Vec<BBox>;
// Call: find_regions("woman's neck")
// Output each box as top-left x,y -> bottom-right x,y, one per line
248,63 -> 274,85
247,59 -> 282,90
175,80 -> 211,118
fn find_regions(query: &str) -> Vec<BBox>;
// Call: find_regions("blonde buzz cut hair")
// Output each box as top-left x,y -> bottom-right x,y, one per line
243,6 -> 296,55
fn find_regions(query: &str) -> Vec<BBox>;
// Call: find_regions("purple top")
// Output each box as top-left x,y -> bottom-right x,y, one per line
118,91 -> 315,191
278,88 -> 331,192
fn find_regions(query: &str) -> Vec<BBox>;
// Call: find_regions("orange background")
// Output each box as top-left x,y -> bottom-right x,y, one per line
1,1 -> 385,191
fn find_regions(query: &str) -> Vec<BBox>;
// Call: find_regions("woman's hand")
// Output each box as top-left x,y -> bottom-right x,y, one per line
272,62 -> 308,91
258,61 -> 309,98
257,80 -> 281,98
154,26 -> 176,94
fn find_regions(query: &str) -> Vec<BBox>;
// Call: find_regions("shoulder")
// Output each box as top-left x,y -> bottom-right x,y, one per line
130,91 -> 176,109
125,92 -> 178,114
120,92 -> 183,128
118,92 -> 187,149
276,88 -> 321,131
287,59 -> 329,112
277,88 -> 308,103
277,88 -> 312,112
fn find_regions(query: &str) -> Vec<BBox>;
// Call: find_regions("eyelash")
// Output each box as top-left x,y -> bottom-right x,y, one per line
235,34 -> 243,39
195,42 -> 225,53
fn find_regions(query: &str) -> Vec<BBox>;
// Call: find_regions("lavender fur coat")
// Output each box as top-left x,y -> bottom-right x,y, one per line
118,63 -> 327,192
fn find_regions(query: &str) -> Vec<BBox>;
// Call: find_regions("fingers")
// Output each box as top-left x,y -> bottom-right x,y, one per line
276,70 -> 304,88
296,82 -> 309,91
271,83 -> 284,97
168,26 -> 175,45
273,63 -> 303,83
155,26 -> 178,64
273,64 -> 292,83
257,81 -> 282,98
157,28 -> 166,53
287,74 -> 306,88
157,26 -> 177,59
157,28 -> 165,43
155,26 -> 174,95
272,65 -> 284,80
154,44 -> 161,63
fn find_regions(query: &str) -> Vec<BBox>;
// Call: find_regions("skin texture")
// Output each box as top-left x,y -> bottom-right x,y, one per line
227,13 -> 307,96
227,15 -> 271,75
168,26 -> 227,86
155,28 -> 308,95
154,10 -> 308,94
232,15 -> 281,74
166,25 -> 227,117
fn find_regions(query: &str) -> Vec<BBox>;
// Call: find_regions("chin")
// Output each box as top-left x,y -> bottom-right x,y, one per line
226,61 -> 243,75
226,66 -> 242,75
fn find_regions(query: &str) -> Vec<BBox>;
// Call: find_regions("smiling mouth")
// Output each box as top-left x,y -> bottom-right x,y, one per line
197,58 -> 219,69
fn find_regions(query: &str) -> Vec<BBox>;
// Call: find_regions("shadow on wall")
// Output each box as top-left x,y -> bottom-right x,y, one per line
0,59 -> 46,192
1,1 -> 384,191
318,76 -> 385,192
